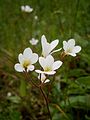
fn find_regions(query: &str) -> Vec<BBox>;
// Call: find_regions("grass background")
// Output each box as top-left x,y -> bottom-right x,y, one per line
0,0 -> 90,120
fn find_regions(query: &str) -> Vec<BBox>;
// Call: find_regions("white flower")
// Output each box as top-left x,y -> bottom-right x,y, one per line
21,5 -> 33,13
7,92 -> 12,97
38,73 -> 50,83
35,55 -> 63,75
29,38 -> 38,45
41,35 -> 61,57
14,48 -> 38,72
34,15 -> 38,20
63,39 -> 81,57
21,6 -> 25,11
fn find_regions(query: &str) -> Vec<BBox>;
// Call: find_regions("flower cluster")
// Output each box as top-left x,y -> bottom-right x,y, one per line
29,38 -> 38,45
21,5 -> 33,13
14,35 -> 81,83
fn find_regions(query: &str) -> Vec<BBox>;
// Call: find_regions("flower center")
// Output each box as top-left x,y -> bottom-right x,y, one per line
66,48 -> 72,53
44,67 -> 52,72
22,59 -> 30,69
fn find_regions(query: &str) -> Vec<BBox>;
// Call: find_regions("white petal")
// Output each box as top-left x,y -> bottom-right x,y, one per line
30,38 -> 38,45
25,5 -> 30,9
43,71 -> 56,75
68,53 -> 76,57
52,61 -> 63,70
63,41 -> 68,51
27,65 -> 34,72
45,55 -> 54,67
41,73 -> 46,80
41,73 -> 46,83
39,55 -> 54,71
35,70 -> 44,74
30,53 -> 38,64
39,55 -> 54,70
72,46 -> 81,53
34,15 -> 38,20
68,39 -> 75,47
38,74 -> 40,79
18,53 -> 24,64
39,57 -> 46,69
41,35 -> 47,43
50,48 -> 62,54
42,44 -> 50,57
21,6 -> 25,11
23,48 -> 32,58
25,6 -> 33,12
14,63 -> 24,72
41,35 -> 51,57
41,35 -> 47,50
35,70 -> 56,75
50,39 -> 59,51
44,79 -> 50,83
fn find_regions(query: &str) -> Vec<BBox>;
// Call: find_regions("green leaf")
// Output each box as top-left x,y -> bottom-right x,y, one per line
60,95 -> 90,110
7,96 -> 21,103
85,115 -> 90,120
68,69 -> 87,78
76,76 -> 90,89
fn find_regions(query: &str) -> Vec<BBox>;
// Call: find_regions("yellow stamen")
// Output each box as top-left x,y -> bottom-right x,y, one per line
44,67 -> 52,72
22,59 -> 30,69
66,48 -> 72,53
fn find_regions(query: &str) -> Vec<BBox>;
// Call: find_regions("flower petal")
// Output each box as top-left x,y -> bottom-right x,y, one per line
35,70 -> 44,74
63,41 -> 68,51
27,65 -> 34,72
39,55 -> 54,70
50,48 -> 62,54
43,71 -> 56,75
21,6 -> 25,11
72,46 -> 81,53
45,55 -> 54,67
14,63 -> 24,72
41,73 -> 46,80
38,73 -> 40,79
30,38 -> 38,45
41,35 -> 47,44
44,79 -> 50,83
39,57 -> 46,69
30,53 -> 38,64
41,73 -> 46,83
41,35 -> 51,57
23,48 -> 32,58
68,53 -> 76,57
18,53 -> 24,64
68,39 -> 75,47
35,70 -> 56,75
52,61 -> 63,70
25,5 -> 33,12
50,39 -> 59,51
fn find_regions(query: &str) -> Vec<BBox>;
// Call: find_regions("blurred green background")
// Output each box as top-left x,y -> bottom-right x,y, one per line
0,0 -> 90,120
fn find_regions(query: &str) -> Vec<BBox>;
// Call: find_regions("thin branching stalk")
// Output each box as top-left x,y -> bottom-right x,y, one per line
23,71 -> 39,88
39,86 -> 52,120
23,71 -> 52,120
60,51 -> 67,61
